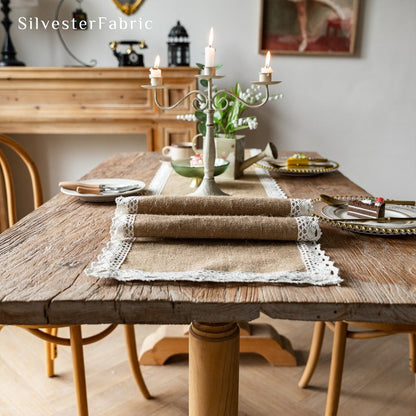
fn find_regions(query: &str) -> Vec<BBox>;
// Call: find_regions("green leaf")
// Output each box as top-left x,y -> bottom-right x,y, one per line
214,92 -> 227,109
195,110 -> 206,123
214,94 -> 221,108
200,79 -> 208,88
198,123 -> 206,136
195,62 -> 205,70
234,82 -> 242,97
230,98 -> 242,123
213,110 -> 223,123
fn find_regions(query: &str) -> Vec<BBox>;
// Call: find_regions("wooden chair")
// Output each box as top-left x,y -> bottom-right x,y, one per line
0,134 -> 151,416
298,320 -> 416,416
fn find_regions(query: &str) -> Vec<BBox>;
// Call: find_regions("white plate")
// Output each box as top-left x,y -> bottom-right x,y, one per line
314,198 -> 416,235
60,178 -> 146,202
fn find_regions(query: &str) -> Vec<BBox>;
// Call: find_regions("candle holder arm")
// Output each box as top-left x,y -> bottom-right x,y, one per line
153,89 -> 208,112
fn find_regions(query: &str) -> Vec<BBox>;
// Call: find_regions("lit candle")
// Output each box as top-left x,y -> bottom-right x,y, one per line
149,55 -> 162,85
261,51 -> 273,74
204,27 -> 215,68
259,51 -> 273,82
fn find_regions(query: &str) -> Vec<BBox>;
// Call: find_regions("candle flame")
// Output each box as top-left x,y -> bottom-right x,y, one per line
265,51 -> 271,68
208,27 -> 214,48
154,55 -> 160,69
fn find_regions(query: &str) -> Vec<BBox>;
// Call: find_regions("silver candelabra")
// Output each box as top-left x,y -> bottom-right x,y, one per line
143,66 -> 280,196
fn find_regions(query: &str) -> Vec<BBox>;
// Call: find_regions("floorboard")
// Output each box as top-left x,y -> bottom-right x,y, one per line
0,316 -> 415,415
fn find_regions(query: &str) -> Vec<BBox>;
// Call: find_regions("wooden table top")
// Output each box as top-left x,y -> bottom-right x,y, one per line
1,152 -> 415,326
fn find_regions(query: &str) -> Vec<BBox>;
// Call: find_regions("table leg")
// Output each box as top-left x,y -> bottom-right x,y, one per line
140,322 -> 296,366
189,322 -> 239,416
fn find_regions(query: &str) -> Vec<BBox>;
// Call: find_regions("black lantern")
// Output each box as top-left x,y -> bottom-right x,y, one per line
167,21 -> 190,67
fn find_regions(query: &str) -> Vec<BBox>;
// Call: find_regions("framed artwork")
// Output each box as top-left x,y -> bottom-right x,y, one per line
112,0 -> 145,15
259,0 -> 360,55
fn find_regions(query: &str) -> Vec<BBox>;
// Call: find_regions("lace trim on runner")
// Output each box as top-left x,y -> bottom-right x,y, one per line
147,161 -> 172,194
252,154 -> 287,199
116,197 -> 139,216
86,162 -> 170,276
111,214 -> 135,240
290,199 -> 313,216
250,150 -> 312,216
296,217 -> 322,242
115,162 -> 172,216
88,265 -> 342,285
297,242 -> 340,284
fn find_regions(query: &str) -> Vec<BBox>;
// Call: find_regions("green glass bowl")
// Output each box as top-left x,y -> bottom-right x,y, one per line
171,158 -> 230,179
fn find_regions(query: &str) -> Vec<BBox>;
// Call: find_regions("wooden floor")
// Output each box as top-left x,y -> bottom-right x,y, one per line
0,315 -> 415,415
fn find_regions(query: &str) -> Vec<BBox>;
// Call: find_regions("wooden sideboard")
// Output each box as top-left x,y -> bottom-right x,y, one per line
0,67 -> 199,151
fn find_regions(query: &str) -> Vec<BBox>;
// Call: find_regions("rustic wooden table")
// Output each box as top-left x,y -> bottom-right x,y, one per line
1,152 -> 415,416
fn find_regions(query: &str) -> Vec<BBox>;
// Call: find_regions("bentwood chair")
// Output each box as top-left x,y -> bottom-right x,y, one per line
298,320 -> 416,416
0,134 -> 151,416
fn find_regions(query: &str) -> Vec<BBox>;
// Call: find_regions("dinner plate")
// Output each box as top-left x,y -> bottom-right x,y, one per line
313,197 -> 416,236
60,178 -> 146,202
255,159 -> 339,176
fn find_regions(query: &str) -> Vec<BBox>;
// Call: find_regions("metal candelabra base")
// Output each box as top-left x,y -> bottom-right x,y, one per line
188,177 -> 229,196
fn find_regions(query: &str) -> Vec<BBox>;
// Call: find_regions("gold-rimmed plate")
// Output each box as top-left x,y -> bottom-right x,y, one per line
313,197 -> 416,236
255,159 -> 339,176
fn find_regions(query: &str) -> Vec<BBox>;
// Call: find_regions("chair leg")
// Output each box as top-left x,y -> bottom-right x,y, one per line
325,321 -> 348,416
408,333 -> 416,387
70,325 -> 89,416
408,333 -> 416,372
45,327 -> 58,377
124,325 -> 152,399
298,321 -> 326,388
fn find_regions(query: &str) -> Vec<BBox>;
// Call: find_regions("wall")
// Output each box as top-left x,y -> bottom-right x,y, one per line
4,0 -> 416,213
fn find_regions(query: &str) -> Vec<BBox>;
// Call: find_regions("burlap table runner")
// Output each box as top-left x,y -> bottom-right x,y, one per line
87,156 -> 341,285
114,214 -> 319,241
116,195 -> 309,217
113,195 -> 320,241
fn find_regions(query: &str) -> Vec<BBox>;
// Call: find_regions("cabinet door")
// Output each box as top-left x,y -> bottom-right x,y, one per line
153,122 -> 197,152
162,83 -> 196,114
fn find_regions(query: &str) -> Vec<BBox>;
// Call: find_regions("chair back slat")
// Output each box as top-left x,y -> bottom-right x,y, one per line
0,135 -> 43,229
0,168 -> 8,232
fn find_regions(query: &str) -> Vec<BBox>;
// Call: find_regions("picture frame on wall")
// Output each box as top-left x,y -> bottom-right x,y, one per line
260,0 -> 360,55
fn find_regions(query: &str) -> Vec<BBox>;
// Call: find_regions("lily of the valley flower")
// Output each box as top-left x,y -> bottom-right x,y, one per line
177,82 -> 282,137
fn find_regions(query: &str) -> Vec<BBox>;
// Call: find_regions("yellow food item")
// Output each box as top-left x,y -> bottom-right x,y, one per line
286,153 -> 309,167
